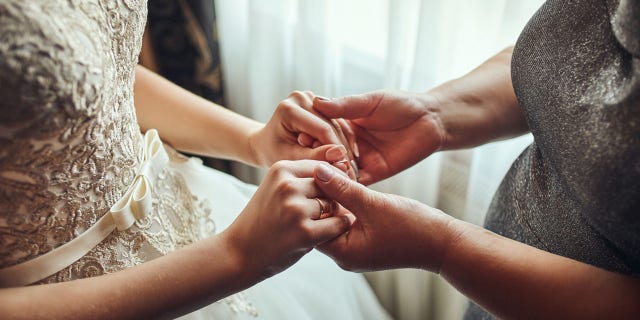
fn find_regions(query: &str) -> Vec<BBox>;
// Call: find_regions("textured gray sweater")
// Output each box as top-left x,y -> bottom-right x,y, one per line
466,0 -> 639,318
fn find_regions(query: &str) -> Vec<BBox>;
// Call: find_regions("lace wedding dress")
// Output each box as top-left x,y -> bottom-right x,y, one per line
0,1 -> 388,318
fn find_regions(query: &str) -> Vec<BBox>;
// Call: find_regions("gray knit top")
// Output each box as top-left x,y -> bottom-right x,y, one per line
466,0 -> 639,318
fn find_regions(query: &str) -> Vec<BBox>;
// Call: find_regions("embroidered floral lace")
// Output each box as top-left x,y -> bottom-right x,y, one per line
0,0 -> 214,284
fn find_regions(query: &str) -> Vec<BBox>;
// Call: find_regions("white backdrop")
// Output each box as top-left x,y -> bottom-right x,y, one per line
215,1 -> 544,319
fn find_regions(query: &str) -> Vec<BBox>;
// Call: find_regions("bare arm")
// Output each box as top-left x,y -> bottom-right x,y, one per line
0,233 -> 248,320
314,164 -> 640,319
0,160 -> 351,320
440,219 -> 640,319
430,46 -> 529,150
133,65 -> 262,165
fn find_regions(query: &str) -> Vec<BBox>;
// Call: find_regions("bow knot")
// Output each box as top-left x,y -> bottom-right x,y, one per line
110,129 -> 169,230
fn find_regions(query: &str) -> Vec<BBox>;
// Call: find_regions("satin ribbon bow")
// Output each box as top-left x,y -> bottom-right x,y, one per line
109,129 -> 169,230
0,129 -> 171,287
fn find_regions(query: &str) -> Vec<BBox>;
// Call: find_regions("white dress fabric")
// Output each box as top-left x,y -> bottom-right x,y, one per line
0,0 -> 388,318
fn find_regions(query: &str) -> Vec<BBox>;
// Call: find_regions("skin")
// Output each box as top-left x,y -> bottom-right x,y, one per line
311,47 -> 640,319
0,66 -> 353,319
307,47 -> 528,185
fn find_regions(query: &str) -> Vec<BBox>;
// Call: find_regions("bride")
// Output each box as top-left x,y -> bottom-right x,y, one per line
0,1 -> 388,319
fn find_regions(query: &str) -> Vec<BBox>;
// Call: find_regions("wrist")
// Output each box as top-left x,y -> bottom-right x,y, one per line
426,84 -> 494,151
435,217 -> 471,276
415,92 -> 447,152
245,123 -> 266,167
216,229 -> 261,288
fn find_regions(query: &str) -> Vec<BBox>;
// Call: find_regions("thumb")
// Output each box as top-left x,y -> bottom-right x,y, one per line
313,92 -> 382,119
314,163 -> 371,212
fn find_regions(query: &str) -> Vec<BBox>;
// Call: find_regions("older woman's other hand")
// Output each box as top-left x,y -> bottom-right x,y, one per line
222,160 -> 355,281
313,163 -> 456,273
311,91 -> 445,185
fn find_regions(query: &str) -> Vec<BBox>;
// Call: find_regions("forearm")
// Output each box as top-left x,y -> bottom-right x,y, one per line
429,46 -> 529,150
438,219 -> 640,319
134,65 -> 263,165
0,232 -> 254,320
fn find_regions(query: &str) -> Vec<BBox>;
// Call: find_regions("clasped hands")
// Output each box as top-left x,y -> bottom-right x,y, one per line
225,90 -> 454,281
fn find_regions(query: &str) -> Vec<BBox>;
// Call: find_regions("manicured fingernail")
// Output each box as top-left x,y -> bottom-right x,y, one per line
352,142 -> 360,158
316,96 -> 331,101
316,163 -> 335,182
326,146 -> 347,162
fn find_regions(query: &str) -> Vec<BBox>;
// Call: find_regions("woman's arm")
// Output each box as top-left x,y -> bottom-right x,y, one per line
428,46 -> 529,150
311,47 -> 529,184
440,219 -> 640,319
134,65 -> 262,165
134,66 -> 347,167
313,164 -> 640,319
0,160 -> 351,320
0,233 -> 247,320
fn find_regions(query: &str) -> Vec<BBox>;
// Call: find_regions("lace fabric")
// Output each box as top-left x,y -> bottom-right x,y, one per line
0,0 -> 214,285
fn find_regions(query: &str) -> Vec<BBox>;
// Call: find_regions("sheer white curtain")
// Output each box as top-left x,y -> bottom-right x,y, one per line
215,1 -> 543,319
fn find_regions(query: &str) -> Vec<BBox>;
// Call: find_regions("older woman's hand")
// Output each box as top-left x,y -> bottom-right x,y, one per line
312,163 -> 455,273
309,91 -> 445,185
222,160 -> 355,281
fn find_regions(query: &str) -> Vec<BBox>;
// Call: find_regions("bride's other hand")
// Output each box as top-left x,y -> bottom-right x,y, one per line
248,91 -> 350,168
222,160 -> 355,281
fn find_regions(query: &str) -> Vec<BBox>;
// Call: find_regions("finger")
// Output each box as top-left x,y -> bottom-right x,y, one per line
272,159 -> 350,181
307,145 -> 348,163
336,118 -> 359,158
313,197 -> 339,219
297,132 -> 315,147
314,163 -> 371,211
306,214 -> 356,245
331,161 -> 349,175
288,90 -> 314,109
313,92 -> 384,119
279,102 -> 342,145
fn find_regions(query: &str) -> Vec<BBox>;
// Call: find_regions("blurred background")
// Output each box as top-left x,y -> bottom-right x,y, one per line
141,0 -> 545,319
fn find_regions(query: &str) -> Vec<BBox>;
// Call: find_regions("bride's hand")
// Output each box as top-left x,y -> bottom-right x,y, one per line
221,160 -> 355,281
247,91 -> 350,167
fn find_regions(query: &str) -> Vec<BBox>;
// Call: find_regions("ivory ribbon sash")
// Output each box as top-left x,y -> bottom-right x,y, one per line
0,129 -> 169,287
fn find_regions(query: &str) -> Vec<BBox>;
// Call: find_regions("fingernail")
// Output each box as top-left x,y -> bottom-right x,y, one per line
316,163 -> 335,182
316,96 -> 331,101
352,142 -> 360,158
344,213 -> 356,226
326,146 -> 347,162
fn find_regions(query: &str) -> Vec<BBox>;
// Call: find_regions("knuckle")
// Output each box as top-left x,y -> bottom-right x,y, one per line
281,198 -> 301,213
274,177 -> 298,197
289,90 -> 305,100
271,160 -> 292,173
277,100 -> 298,113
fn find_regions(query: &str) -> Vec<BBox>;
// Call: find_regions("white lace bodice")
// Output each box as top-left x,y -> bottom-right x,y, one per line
0,0 -> 213,284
